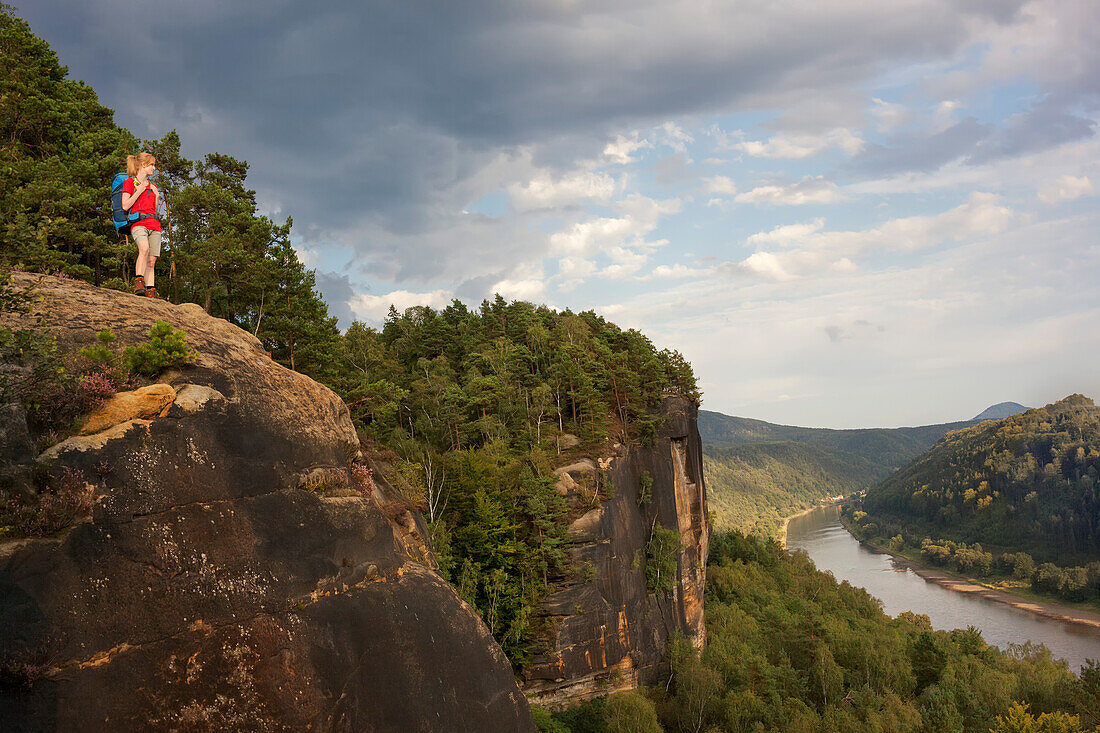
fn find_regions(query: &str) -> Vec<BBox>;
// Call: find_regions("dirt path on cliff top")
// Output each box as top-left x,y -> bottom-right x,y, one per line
873,546 -> 1100,632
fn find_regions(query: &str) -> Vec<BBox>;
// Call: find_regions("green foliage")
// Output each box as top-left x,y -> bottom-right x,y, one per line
991,702 -> 1088,733
859,396 -> 1100,562
638,470 -> 653,507
645,525 -> 680,594
704,442 -> 866,535
0,7 -> 135,283
642,529 -> 1089,733
77,328 -> 117,366
123,320 -> 196,375
605,690 -> 661,733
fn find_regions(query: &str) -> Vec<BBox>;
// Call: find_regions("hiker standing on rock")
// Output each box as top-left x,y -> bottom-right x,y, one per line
122,153 -> 162,298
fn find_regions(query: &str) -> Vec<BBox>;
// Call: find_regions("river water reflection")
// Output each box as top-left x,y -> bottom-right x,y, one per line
786,504 -> 1100,672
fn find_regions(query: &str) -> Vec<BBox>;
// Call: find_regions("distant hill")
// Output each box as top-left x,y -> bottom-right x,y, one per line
972,401 -> 1029,421
700,409 -> 979,533
858,395 -> 1100,561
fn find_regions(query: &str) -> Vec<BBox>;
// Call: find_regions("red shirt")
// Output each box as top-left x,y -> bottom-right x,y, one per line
122,178 -> 161,231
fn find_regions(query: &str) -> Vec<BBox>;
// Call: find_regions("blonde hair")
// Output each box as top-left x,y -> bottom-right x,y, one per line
126,152 -> 156,177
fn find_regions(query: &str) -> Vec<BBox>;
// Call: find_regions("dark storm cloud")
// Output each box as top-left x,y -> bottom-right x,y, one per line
314,270 -> 357,326
18,0 -> 1033,280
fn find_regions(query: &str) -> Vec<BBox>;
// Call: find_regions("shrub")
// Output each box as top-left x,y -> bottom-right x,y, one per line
1033,563 -> 1066,595
2,467 -> 95,537
645,524 -> 680,594
637,470 -> 653,507
605,690 -> 661,733
124,321 -> 196,375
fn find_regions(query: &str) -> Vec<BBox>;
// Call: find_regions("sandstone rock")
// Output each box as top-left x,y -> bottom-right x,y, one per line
557,432 -> 581,449
553,458 -> 596,476
523,396 -> 708,709
1,274 -> 534,732
171,384 -> 226,413
79,384 -> 176,435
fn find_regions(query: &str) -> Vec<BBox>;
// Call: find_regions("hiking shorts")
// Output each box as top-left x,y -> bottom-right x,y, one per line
132,226 -> 162,257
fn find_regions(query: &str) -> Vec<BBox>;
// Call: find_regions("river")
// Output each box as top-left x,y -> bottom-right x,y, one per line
785,504 -> 1100,672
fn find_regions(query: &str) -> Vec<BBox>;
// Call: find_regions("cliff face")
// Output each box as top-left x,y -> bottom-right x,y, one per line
523,398 -> 708,707
0,275 -> 533,732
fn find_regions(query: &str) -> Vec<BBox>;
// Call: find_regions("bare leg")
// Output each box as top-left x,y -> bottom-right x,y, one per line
145,256 -> 157,287
135,241 -> 149,279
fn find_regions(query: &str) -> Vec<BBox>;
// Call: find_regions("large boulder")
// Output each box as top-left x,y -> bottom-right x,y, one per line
0,274 -> 533,732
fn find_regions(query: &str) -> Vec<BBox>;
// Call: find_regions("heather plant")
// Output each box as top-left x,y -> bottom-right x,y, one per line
2,467 -> 94,537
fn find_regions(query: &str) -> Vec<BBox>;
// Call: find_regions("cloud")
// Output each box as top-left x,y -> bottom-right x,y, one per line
490,277 -> 547,301
735,177 -> 843,205
508,169 -> 617,211
314,270 -> 357,327
349,289 -> 455,322
746,219 -> 826,247
733,193 -> 1015,280
732,128 -> 864,158
968,97 -> 1096,165
871,98 -> 908,132
603,132 -> 653,164
648,263 -> 712,279
700,175 -> 738,196
851,117 -> 992,174
1038,175 -> 1095,204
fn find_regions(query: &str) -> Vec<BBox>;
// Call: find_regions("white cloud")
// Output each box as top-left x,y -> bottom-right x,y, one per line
508,170 -> 617,211
735,176 -> 844,205
737,193 -> 1015,279
491,277 -> 546,301
1038,175 -> 1094,204
603,131 -> 652,164
739,251 -> 796,281
648,263 -> 712,279
349,289 -> 454,320
746,219 -> 826,247
600,246 -> 649,279
871,98 -> 908,133
732,128 -> 864,159
701,175 -> 737,196
656,121 -> 695,154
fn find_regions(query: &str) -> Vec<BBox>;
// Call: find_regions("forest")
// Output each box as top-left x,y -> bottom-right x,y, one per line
0,6 -> 700,666
856,396 -> 1100,562
700,409 -> 971,535
704,442 -> 865,535
542,530 -> 1100,732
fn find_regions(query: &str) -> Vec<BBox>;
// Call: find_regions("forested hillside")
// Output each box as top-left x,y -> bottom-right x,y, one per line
0,7 -> 700,667
700,409 -> 979,533
704,443 -> 867,534
547,531 -> 1100,732
857,395 -> 1100,563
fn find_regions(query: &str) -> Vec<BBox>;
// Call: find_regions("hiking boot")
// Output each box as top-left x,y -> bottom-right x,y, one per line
144,286 -> 158,299
133,275 -> 145,296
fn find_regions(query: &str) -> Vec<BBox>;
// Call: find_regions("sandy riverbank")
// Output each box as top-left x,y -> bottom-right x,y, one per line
861,540 -> 1100,632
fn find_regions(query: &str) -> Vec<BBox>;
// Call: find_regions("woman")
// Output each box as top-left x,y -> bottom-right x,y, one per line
121,153 -> 162,298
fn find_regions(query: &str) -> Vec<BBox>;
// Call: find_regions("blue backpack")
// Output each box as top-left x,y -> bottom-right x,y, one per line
110,172 -> 160,235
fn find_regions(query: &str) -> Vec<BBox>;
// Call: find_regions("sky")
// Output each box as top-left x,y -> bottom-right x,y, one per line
20,0 -> 1100,428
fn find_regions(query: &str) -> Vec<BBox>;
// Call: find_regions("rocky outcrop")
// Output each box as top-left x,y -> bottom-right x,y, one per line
522,398 -> 708,707
0,274 -> 534,732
